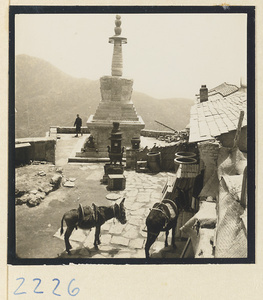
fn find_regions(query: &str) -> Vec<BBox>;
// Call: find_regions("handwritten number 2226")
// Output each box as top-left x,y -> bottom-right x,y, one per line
14,277 -> 80,296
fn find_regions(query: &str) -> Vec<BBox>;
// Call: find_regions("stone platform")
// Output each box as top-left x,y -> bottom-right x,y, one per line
85,115 -> 145,158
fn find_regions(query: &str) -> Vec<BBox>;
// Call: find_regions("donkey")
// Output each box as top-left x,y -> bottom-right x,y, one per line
145,188 -> 186,259
60,198 -> 126,254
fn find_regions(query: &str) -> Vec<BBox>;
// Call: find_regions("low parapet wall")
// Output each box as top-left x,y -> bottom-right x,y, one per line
49,126 -> 174,138
140,129 -> 174,138
15,137 -> 56,165
50,126 -> 90,134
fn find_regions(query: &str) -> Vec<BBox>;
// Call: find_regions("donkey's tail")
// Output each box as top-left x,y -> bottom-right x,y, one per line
60,215 -> 65,235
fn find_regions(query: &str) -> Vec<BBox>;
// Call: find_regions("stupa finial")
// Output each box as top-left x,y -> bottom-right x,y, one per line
114,15 -> 122,36
109,15 -> 127,77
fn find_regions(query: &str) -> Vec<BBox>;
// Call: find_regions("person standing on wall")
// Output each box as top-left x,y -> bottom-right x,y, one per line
74,114 -> 82,137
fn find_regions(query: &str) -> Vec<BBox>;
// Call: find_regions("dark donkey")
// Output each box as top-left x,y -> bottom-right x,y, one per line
145,188 -> 186,259
60,198 -> 126,254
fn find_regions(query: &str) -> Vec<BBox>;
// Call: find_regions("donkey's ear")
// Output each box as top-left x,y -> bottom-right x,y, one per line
120,198 -> 125,205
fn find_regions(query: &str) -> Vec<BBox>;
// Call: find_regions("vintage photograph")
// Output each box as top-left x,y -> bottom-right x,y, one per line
10,7 -> 254,263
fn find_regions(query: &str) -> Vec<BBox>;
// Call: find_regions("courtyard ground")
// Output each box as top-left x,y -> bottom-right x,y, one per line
15,134 -> 188,259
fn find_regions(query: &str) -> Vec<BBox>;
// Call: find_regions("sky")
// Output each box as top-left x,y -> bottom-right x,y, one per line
15,13 -> 247,99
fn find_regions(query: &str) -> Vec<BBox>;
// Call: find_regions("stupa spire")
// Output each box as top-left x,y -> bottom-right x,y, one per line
84,15 -> 145,159
109,15 -> 127,77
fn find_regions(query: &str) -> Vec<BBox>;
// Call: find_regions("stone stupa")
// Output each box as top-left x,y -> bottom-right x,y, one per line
84,15 -> 145,158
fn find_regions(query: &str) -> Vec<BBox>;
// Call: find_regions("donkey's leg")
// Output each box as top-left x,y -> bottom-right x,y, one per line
172,226 -> 176,248
165,230 -> 169,247
64,227 -> 74,254
94,226 -> 101,248
145,232 -> 158,259
97,226 -> 101,245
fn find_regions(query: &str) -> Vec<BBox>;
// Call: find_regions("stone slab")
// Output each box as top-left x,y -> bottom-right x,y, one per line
123,226 -> 139,239
78,248 -> 91,256
63,181 -> 75,188
129,202 -> 145,211
100,234 -> 112,245
110,236 -> 129,247
136,194 -> 151,203
129,207 -> 147,216
131,249 -> 145,258
98,245 -> 113,252
140,230 -> 148,238
128,216 -> 143,227
112,250 -> 136,258
129,238 -> 145,249
152,241 -> 165,252
101,222 -> 112,232
109,222 -> 125,235
126,189 -> 139,197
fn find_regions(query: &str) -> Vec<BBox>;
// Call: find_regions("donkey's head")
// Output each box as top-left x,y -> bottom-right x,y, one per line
114,198 -> 127,224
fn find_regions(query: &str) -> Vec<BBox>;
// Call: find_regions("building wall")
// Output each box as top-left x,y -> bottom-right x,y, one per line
15,137 -> 56,165
217,127 -> 247,153
198,141 -> 220,186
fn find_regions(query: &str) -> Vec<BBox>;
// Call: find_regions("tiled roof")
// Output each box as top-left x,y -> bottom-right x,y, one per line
196,82 -> 239,100
208,82 -> 239,97
189,87 -> 247,143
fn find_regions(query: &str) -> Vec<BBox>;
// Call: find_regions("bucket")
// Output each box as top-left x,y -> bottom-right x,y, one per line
174,157 -> 197,165
147,152 -> 161,173
175,152 -> 196,158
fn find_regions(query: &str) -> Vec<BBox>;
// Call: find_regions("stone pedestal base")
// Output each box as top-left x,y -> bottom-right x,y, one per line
102,163 -> 124,184
86,115 -> 145,158
108,174 -> 126,191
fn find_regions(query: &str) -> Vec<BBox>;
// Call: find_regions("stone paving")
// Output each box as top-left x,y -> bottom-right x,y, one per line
54,168 -> 186,259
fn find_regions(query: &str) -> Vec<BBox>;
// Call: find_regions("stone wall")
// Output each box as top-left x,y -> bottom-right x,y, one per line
50,126 -> 90,135
141,129 -> 174,138
15,137 -> 56,165
152,142 -> 198,172
51,127 -> 174,139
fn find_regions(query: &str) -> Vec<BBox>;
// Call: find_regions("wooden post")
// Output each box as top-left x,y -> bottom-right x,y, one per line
240,166 -> 247,208
180,237 -> 191,258
232,110 -> 244,150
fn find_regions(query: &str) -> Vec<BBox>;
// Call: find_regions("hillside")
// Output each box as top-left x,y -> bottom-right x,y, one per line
131,92 -> 193,132
15,55 -> 194,138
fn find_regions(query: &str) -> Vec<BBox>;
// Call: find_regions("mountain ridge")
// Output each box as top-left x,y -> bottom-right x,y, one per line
15,54 -> 194,138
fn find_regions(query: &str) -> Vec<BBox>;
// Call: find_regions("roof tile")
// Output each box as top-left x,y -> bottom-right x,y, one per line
189,84 -> 247,143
